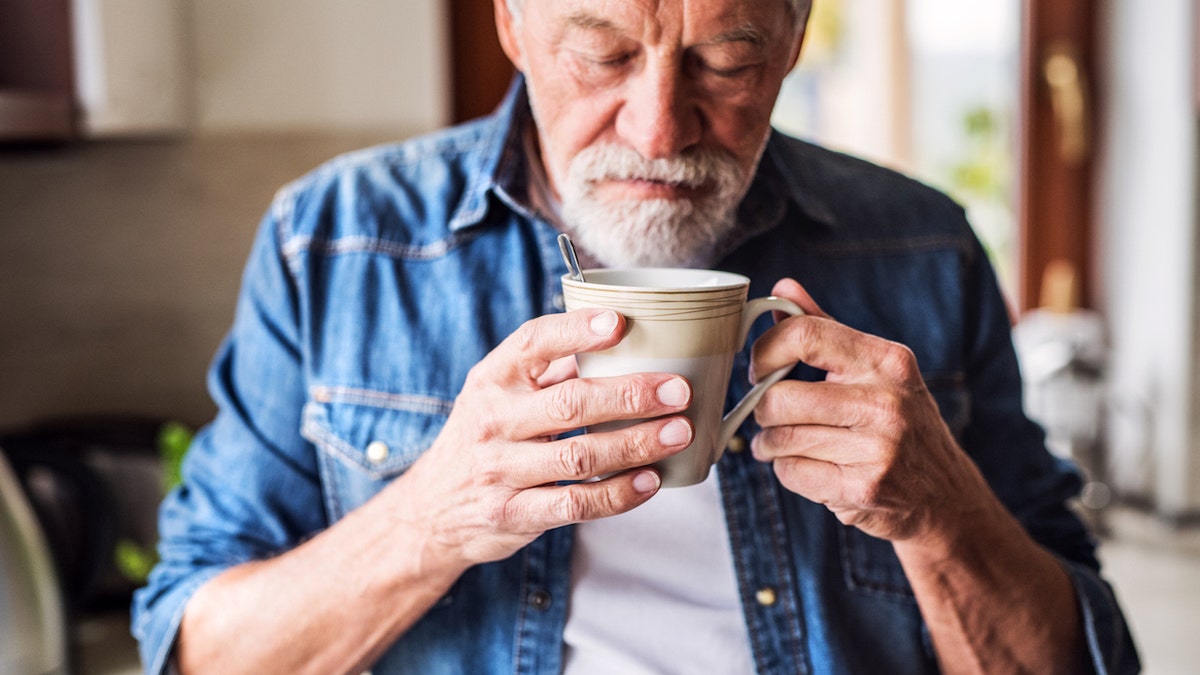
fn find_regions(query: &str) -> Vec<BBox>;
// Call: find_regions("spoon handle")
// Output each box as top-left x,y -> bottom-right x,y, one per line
557,233 -> 587,282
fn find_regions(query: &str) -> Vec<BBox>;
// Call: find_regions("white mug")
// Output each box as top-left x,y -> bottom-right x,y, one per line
562,268 -> 803,487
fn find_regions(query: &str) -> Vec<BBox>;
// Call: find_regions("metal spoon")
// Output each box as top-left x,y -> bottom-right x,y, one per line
557,233 -> 587,283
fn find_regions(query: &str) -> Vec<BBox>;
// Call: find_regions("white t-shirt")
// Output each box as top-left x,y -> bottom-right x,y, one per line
562,471 -> 755,673
520,121 -> 753,671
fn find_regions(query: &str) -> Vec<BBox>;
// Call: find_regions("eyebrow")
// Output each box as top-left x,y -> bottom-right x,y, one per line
561,13 -> 768,48
563,11 -> 620,32
703,23 -> 769,48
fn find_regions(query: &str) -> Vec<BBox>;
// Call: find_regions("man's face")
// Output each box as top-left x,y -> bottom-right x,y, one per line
497,0 -> 806,267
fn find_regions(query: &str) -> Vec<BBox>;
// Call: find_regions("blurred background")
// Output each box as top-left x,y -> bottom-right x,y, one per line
1,0 -> 1197,673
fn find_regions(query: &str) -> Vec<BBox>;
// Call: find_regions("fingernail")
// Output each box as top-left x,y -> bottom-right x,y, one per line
659,418 -> 692,446
633,470 -> 661,493
590,310 -> 618,336
656,378 -> 690,407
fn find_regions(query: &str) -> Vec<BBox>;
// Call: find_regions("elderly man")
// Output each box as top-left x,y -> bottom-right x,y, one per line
133,0 -> 1139,673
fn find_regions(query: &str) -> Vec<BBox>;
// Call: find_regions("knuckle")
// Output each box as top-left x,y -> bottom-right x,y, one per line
455,395 -> 505,443
545,381 -> 584,425
613,375 -> 652,416
511,318 -> 542,354
555,438 -> 594,479
553,488 -> 592,523
485,494 -> 516,530
461,361 -> 495,394
877,341 -> 917,380
786,316 -> 821,348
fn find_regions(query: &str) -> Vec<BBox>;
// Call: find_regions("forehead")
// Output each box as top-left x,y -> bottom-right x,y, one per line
529,0 -> 794,43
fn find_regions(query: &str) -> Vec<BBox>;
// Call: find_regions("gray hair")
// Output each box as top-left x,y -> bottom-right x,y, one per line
505,0 -> 812,28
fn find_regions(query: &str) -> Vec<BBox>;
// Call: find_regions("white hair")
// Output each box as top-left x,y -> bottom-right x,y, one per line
505,0 -> 812,27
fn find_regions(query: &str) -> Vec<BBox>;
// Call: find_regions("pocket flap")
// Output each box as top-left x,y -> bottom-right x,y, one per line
301,386 -> 451,480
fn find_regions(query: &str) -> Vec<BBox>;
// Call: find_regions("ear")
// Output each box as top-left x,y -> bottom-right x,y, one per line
494,0 -> 527,72
783,3 -> 813,72
785,25 -> 807,72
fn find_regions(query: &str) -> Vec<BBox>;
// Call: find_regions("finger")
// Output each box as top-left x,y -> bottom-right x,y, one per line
753,379 -> 898,432
504,416 -> 694,485
750,314 -> 919,386
770,278 -> 832,320
536,355 -> 578,388
750,423 -> 881,466
502,372 -> 692,440
769,455 -> 849,506
476,309 -> 625,387
503,467 -> 664,529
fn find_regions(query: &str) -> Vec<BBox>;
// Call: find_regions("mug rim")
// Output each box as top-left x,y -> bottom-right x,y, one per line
561,268 -> 750,293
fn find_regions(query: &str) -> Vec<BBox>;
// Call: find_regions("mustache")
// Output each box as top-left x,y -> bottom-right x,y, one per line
567,144 -> 740,190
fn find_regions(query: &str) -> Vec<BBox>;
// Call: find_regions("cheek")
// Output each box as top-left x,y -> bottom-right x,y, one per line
704,103 -> 774,166
700,61 -> 792,160
528,69 -> 623,173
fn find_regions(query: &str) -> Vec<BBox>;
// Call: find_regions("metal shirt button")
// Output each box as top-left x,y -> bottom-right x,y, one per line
552,293 -> 565,311
365,440 -> 389,464
755,587 -> 777,607
529,590 -> 552,611
727,436 -> 748,454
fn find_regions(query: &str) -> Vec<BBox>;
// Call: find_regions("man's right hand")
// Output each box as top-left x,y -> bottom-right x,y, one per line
177,308 -> 693,675
383,307 -> 695,568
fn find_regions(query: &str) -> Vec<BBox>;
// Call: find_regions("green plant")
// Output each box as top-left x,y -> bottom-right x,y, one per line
942,104 -> 1017,296
113,421 -> 193,584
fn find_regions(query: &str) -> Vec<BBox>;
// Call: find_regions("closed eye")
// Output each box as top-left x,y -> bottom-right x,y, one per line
687,53 -> 760,80
586,51 -> 636,69
707,64 -> 755,78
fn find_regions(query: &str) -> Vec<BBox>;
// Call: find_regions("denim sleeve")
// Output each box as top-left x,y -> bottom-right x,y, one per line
959,240 -> 1140,674
131,199 -> 326,674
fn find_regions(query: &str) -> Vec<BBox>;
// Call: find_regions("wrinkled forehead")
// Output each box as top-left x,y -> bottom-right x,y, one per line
507,0 -> 811,28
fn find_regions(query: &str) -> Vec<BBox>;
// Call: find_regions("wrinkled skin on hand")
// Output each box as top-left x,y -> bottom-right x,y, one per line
385,307 -> 696,568
749,279 -> 995,545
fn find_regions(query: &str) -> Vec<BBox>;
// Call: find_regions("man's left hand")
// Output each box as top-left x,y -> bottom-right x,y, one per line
749,278 -> 995,545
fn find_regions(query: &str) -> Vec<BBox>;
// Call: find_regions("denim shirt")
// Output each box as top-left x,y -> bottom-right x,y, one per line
132,81 -> 1139,674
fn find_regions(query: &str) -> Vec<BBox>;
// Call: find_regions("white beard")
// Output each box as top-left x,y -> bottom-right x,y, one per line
557,143 -> 755,268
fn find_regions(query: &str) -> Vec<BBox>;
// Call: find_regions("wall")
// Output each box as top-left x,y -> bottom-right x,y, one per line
189,0 -> 447,133
1096,0 -> 1200,517
0,0 -> 448,430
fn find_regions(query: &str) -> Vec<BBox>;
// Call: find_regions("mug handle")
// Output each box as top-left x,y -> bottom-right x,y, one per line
716,296 -> 805,452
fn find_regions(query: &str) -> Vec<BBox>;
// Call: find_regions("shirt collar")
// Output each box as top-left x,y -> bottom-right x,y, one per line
762,129 -> 837,229
447,76 -> 537,232
447,76 -> 837,235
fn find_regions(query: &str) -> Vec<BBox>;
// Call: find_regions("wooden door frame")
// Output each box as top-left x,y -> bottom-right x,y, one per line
447,0 -> 513,123
1018,0 -> 1097,312
0,0 -> 76,140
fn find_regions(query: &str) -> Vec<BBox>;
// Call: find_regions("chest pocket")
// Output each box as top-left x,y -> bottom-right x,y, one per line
301,386 -> 452,521
839,375 -> 970,599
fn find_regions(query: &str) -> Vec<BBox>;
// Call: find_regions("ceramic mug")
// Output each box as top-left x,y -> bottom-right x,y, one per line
562,268 -> 803,487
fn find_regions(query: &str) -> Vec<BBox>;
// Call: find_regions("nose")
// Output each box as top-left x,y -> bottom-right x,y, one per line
615,64 -> 701,160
